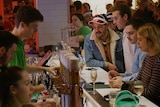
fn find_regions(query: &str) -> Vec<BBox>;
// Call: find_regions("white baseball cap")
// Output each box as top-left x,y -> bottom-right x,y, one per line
88,14 -> 108,25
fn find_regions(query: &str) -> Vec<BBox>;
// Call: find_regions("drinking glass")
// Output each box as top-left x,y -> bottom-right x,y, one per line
52,46 -> 59,59
133,80 -> 145,107
109,91 -> 118,107
90,69 -> 97,94
133,80 -> 144,98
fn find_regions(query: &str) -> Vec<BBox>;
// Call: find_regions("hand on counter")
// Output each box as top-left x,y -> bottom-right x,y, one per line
108,70 -> 120,80
106,62 -> 118,71
109,76 -> 123,88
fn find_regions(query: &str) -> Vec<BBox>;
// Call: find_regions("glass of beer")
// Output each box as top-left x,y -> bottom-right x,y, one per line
90,69 -> 97,94
133,80 -> 144,98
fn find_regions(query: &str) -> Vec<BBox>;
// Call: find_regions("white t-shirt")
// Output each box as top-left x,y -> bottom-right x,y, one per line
122,33 -> 135,73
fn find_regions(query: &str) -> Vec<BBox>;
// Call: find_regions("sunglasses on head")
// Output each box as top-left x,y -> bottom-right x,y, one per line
94,14 -> 107,21
89,20 -> 105,25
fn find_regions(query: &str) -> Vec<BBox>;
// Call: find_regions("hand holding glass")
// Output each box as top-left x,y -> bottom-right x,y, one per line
90,69 -> 97,94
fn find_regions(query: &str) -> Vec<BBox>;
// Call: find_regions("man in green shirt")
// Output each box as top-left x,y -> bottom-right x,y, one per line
8,6 -> 59,97
8,6 -> 59,75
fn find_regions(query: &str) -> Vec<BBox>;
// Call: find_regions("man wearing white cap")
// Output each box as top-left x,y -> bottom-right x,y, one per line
84,14 -> 125,72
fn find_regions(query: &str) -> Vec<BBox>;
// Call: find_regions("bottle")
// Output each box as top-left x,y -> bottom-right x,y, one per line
60,41 -> 66,50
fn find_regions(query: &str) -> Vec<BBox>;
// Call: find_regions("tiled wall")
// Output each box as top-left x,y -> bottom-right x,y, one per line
37,0 -> 69,47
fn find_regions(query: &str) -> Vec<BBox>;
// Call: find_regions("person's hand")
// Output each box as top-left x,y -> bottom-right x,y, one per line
45,66 -> 60,75
108,63 -> 118,71
77,35 -> 84,42
109,76 -> 123,88
38,84 -> 46,90
108,70 -> 120,80
68,24 -> 77,32
33,84 -> 45,93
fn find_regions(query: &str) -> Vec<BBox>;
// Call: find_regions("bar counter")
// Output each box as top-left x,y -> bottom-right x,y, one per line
83,88 -> 110,107
80,67 -> 158,107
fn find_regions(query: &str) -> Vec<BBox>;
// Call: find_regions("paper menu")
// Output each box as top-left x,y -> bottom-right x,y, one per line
80,67 -> 109,84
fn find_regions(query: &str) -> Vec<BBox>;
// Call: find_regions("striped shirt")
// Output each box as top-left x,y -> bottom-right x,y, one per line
136,54 -> 160,106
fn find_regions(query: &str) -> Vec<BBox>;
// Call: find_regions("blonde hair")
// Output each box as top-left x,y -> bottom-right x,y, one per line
137,23 -> 160,52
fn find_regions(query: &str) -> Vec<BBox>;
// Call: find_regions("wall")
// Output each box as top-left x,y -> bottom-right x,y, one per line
37,0 -> 69,47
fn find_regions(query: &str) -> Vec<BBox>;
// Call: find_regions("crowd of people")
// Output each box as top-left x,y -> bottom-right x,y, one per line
0,0 -> 160,106
70,0 -> 160,106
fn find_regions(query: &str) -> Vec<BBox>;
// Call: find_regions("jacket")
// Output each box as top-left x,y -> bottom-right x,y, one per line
84,28 -> 125,72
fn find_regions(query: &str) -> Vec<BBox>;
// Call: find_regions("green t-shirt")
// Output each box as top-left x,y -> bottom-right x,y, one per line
77,25 -> 91,48
8,40 -> 26,70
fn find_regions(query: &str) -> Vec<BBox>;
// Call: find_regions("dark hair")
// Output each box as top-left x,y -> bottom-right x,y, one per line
0,66 -> 24,106
82,2 -> 91,9
15,5 -> 43,27
72,13 -> 84,22
0,31 -> 18,51
70,5 -> 75,11
113,3 -> 131,19
125,18 -> 145,30
73,1 -> 82,11
138,0 -> 148,7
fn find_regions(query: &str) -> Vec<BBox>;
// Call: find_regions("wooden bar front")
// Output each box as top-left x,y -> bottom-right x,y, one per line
52,50 -> 82,107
